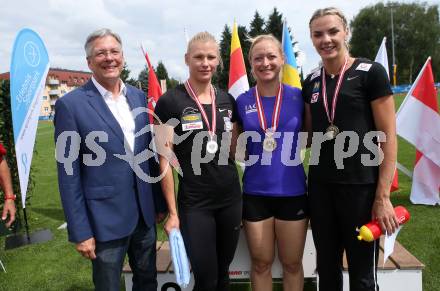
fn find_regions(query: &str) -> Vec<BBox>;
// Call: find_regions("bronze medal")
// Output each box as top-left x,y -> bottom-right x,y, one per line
325,124 -> 340,140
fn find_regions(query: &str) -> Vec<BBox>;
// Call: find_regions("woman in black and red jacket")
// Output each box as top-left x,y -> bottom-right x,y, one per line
0,142 -> 16,227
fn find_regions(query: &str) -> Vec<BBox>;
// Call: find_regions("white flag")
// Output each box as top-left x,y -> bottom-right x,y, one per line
375,37 -> 389,79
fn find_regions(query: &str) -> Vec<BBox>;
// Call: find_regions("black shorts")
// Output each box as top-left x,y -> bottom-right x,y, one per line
243,193 -> 308,222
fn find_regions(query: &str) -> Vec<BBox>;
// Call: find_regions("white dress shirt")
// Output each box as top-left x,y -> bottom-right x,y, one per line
92,77 -> 136,152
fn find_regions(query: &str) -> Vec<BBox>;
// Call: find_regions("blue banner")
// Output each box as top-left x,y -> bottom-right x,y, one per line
10,28 -> 49,208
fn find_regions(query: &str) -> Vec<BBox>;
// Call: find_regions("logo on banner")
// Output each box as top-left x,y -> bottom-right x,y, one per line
24,41 -> 41,67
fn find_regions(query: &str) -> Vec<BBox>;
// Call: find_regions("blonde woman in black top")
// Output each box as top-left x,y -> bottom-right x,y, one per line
303,7 -> 399,291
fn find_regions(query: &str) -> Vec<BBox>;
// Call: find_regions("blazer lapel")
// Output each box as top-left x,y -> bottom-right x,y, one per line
85,81 -> 125,144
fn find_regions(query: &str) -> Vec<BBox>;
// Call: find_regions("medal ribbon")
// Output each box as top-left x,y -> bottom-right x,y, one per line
254,83 -> 283,133
184,80 -> 216,139
321,57 -> 348,125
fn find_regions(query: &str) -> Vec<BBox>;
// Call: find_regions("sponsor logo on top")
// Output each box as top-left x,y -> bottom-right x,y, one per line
245,103 -> 257,114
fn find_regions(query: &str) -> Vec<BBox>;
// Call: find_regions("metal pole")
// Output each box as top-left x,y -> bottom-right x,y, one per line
23,207 -> 31,241
390,7 -> 397,86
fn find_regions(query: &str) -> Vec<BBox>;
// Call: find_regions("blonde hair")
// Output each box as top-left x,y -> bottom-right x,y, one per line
186,31 -> 222,68
248,34 -> 283,63
309,7 -> 350,50
309,7 -> 348,30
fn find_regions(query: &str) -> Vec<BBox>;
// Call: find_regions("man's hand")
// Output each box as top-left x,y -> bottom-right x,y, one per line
164,213 -> 179,236
372,197 -> 399,235
156,212 -> 167,224
76,237 -> 97,260
1,200 -> 16,228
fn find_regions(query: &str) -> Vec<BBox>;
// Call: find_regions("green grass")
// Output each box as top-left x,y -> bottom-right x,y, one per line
0,92 -> 439,290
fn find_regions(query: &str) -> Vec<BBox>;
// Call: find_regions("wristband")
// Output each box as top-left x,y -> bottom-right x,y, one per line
4,194 -> 16,201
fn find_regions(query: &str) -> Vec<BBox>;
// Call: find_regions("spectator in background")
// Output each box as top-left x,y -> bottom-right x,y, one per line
0,142 -> 16,228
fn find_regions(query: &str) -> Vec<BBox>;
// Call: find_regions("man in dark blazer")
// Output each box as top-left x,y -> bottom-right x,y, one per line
54,28 -> 166,291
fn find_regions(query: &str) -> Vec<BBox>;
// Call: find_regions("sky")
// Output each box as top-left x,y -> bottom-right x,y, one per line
1,0 -> 439,81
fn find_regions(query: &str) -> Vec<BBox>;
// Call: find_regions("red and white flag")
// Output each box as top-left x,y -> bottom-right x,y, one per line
228,21 -> 249,98
396,57 -> 440,205
141,45 -> 163,124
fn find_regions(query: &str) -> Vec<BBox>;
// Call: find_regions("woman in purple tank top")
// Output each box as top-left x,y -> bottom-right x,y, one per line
235,34 -> 308,291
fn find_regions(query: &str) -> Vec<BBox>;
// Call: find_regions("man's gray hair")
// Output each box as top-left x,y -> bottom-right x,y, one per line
84,28 -> 123,58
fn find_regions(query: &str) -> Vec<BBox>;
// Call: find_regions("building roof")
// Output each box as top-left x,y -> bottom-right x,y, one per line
47,68 -> 92,87
0,68 -> 92,87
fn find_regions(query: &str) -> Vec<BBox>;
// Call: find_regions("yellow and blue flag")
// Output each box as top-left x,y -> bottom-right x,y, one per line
281,20 -> 301,89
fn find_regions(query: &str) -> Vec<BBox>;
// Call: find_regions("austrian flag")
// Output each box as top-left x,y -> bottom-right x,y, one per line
396,57 -> 440,205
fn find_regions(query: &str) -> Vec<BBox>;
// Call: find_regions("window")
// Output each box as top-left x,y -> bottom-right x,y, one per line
43,96 -> 48,100
44,107 -> 49,112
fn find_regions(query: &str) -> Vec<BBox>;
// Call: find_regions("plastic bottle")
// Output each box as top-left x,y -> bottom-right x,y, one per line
357,206 -> 410,242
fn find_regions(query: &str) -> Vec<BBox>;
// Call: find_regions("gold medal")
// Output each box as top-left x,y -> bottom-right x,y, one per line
325,124 -> 340,140
321,57 -> 348,141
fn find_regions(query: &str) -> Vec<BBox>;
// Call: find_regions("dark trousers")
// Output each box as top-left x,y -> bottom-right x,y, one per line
308,181 -> 379,291
179,200 -> 242,291
92,218 -> 157,291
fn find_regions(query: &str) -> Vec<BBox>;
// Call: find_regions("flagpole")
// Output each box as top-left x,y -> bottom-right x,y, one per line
281,19 -> 286,47
184,27 -> 189,44
390,5 -> 397,86
140,44 -> 153,69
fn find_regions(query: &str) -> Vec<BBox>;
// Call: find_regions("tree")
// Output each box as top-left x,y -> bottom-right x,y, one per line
167,78 -> 180,89
249,11 -> 265,37
350,2 -> 440,84
0,79 -> 30,231
126,78 -> 138,87
137,65 -> 149,94
154,61 -> 180,90
265,7 -> 283,41
238,25 -> 253,87
218,24 -> 232,89
120,63 -> 137,87
120,63 -> 131,83
217,8 -> 306,88
155,61 -> 169,81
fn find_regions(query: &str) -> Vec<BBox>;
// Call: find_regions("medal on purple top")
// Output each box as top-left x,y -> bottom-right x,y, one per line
254,84 -> 283,152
